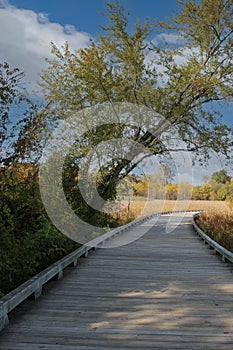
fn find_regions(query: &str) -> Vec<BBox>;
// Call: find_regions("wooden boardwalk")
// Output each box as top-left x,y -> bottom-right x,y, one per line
1,212 -> 233,349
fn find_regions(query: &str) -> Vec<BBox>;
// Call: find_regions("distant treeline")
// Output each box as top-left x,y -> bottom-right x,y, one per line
132,169 -> 233,202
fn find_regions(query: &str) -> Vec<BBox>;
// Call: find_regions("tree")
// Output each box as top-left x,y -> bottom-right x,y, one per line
0,64 -> 83,296
0,62 -> 23,164
211,169 -> 231,184
0,62 -> 45,237
0,62 -> 41,165
133,179 -> 148,197
227,178 -> 233,204
192,184 -> 212,200
39,0 -> 233,216
214,176 -> 233,201
216,186 -> 229,200
177,182 -> 193,200
166,183 -> 178,200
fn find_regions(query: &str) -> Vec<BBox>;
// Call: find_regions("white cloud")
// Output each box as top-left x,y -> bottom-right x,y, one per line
156,33 -> 182,45
0,1 -> 91,89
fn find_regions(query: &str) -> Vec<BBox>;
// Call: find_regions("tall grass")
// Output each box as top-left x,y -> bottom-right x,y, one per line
109,199 -> 230,225
118,199 -> 229,219
196,211 -> 233,252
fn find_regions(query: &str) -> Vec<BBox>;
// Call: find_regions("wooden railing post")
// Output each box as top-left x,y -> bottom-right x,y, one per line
0,301 -> 9,331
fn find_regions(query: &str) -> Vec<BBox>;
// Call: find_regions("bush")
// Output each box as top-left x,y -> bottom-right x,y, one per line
0,164 -> 79,296
0,215 -> 79,296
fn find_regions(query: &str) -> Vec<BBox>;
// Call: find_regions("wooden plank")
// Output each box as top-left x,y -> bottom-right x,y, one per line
0,212 -> 159,331
1,212 -> 233,349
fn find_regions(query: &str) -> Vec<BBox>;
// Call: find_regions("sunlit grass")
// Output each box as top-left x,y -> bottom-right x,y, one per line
123,199 -> 229,217
109,199 -> 230,225
196,211 -> 233,252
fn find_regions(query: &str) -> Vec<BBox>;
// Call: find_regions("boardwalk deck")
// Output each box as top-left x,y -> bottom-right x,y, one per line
1,212 -> 233,349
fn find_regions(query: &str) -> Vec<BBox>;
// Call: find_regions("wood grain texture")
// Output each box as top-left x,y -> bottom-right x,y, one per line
1,212 -> 233,349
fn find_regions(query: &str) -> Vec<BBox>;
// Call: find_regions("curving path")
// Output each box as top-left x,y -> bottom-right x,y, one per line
1,212 -> 233,349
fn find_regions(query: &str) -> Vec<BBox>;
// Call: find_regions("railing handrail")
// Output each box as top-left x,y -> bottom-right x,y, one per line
0,209 -> 201,331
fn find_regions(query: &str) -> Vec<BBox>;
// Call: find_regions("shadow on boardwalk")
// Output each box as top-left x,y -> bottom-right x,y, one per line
1,213 -> 233,349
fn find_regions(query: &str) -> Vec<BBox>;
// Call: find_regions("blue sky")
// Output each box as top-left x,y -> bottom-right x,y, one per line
1,0 -> 231,125
0,0 -> 181,86
0,0 -> 232,182
8,0 -> 179,36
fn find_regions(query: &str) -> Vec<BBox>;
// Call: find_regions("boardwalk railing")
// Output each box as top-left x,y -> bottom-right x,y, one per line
0,210 -> 202,332
192,213 -> 233,264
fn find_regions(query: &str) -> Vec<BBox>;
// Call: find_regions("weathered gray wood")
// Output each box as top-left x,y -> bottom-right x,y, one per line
1,212 -> 233,349
0,212 -> 159,331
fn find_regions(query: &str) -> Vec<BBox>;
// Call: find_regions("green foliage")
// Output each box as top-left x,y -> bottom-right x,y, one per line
166,183 -> 178,200
216,179 -> 233,202
38,0 -> 233,209
211,169 -> 231,184
191,184 -> 212,200
0,62 -> 24,158
0,62 -> 42,165
0,163 -> 79,296
1,0 -> 233,296
0,216 -> 79,295
133,179 -> 148,197
62,157 -> 121,228
0,62 -> 82,296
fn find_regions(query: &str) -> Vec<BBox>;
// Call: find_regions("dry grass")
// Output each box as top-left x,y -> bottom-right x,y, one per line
109,198 -> 230,225
196,211 -> 233,252
125,199 -> 230,217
